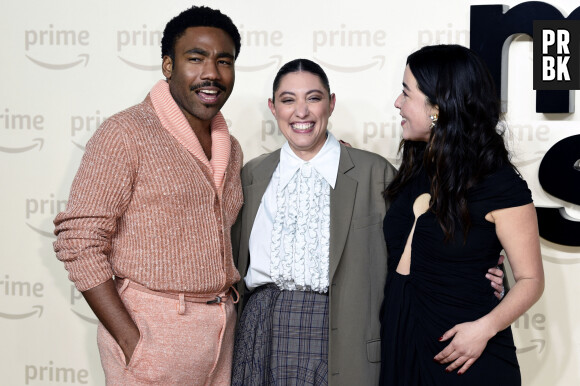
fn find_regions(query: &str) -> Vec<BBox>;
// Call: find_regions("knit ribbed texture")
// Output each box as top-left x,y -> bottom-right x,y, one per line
150,80 -> 230,193
53,95 -> 243,294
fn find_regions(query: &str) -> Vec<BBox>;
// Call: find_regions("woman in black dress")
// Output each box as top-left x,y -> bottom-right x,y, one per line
379,45 -> 544,385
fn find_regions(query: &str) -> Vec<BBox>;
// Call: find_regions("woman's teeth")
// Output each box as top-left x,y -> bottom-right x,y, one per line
292,122 -> 314,130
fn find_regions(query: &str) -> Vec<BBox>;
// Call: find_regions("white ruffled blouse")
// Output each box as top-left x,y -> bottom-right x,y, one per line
244,132 -> 340,293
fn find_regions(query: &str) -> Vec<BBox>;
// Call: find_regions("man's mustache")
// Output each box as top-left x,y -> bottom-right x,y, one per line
190,81 -> 227,92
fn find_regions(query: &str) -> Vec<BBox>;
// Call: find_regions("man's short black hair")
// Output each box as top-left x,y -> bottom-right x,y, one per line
161,6 -> 241,60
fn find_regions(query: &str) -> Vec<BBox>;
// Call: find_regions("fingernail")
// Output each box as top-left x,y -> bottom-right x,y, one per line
458,372 -> 463,376
438,336 -> 444,341
445,369 -> 451,373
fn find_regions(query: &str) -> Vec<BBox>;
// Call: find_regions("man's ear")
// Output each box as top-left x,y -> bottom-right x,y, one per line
162,56 -> 173,79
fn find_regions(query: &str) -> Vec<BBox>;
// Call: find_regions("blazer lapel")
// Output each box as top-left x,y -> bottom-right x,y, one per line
238,151 -> 280,277
240,147 -> 356,284
329,146 -> 357,281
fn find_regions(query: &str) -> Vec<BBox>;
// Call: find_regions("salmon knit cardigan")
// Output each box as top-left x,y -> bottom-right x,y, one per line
54,93 -> 243,294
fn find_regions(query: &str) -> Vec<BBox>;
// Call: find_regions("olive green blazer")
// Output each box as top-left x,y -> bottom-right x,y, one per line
232,143 -> 396,385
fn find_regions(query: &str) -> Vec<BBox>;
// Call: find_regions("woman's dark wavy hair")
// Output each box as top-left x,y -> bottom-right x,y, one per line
161,6 -> 241,60
271,59 -> 331,101
386,44 -> 512,242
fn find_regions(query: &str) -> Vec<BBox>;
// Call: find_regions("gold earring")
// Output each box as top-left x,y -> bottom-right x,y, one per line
429,114 -> 438,129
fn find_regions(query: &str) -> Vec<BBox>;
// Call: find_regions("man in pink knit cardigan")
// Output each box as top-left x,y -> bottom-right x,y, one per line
54,6 -> 243,385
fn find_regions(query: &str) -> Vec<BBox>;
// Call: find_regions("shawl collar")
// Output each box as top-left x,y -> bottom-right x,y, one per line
150,80 -> 231,194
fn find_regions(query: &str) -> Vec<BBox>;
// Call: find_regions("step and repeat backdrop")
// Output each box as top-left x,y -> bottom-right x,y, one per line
1,0 -> 579,384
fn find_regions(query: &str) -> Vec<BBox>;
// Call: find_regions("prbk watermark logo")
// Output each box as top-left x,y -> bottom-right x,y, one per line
533,20 -> 580,90
25,360 -> 89,385
0,274 -> 44,320
312,24 -> 386,72
25,25 -> 89,70
0,108 -> 45,153
70,110 -> 108,150
513,310 -> 546,356
25,194 -> 66,238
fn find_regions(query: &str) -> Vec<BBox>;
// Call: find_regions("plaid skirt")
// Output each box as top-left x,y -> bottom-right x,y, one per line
232,284 -> 329,386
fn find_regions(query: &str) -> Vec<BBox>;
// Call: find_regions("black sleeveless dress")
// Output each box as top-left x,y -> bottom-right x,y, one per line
379,165 -> 531,385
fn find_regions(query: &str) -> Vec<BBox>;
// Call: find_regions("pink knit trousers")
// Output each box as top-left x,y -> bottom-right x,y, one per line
97,280 -> 236,385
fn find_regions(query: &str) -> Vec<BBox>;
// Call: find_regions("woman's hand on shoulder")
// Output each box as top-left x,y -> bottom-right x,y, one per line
338,139 -> 352,147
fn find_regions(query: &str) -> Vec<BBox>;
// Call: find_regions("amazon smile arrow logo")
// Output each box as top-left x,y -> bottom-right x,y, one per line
0,138 -> 44,153
26,54 -> 89,70
117,56 -> 159,71
513,151 -> 547,167
26,223 -> 56,239
313,55 -> 385,72
516,339 -> 546,354
0,305 -> 43,319
237,55 -> 283,72
71,309 -> 98,324
71,140 -> 86,151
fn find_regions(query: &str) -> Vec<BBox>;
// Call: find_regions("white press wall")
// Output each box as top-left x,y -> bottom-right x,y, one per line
1,0 -> 579,384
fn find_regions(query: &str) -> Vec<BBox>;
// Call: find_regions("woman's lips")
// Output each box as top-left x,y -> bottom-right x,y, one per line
291,122 -> 315,132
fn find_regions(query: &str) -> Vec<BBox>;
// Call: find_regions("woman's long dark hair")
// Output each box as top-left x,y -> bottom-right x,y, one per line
386,44 -> 512,242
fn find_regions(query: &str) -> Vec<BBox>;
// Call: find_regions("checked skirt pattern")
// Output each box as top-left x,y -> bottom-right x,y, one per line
232,284 -> 329,385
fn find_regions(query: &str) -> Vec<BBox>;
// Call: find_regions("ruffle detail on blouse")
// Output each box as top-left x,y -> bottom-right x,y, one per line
270,163 -> 330,293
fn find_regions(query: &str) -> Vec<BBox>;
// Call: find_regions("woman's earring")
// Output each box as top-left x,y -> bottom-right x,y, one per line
429,114 -> 438,129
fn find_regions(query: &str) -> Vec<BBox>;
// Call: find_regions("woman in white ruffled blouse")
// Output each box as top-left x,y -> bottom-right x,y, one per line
229,58 -> 395,385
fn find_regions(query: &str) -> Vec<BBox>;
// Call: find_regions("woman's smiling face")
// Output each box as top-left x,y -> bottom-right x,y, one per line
394,65 -> 438,142
268,71 -> 336,161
